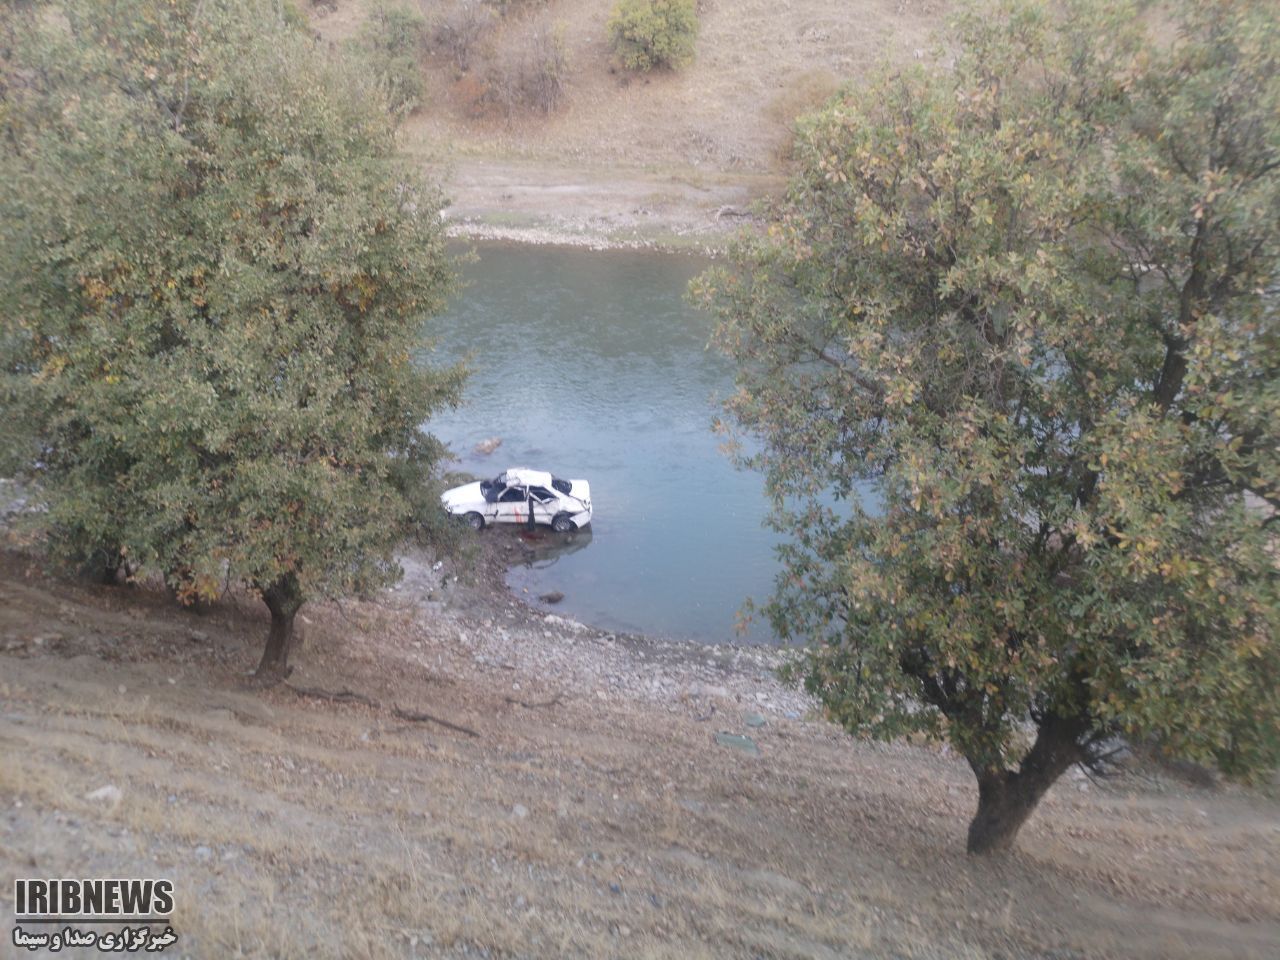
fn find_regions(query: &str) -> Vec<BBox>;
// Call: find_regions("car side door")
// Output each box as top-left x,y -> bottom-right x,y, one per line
494,484 -> 528,524
481,480 -> 503,524
527,486 -> 558,525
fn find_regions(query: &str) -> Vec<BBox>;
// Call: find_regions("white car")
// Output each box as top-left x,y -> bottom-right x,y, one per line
441,467 -> 592,532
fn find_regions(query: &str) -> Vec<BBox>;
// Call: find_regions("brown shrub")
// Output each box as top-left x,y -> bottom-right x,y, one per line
485,19 -> 568,116
434,0 -> 496,71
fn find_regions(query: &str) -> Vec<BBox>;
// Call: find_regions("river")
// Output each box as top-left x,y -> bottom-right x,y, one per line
421,243 -> 781,643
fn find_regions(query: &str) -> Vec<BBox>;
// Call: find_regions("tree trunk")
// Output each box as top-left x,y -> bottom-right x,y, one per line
255,573 -> 303,681
89,549 -> 125,585
966,712 -> 1086,855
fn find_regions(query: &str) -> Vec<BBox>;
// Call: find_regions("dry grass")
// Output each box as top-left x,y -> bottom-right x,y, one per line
303,0 -> 951,242
313,0 -> 948,173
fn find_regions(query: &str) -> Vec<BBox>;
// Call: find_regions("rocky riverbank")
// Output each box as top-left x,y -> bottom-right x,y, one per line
434,159 -> 774,253
393,530 -> 815,729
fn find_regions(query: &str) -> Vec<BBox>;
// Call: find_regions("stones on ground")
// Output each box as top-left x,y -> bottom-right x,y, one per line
474,437 -> 502,456
687,682 -> 730,700
714,732 -> 760,756
743,867 -> 809,898
512,803 -> 529,819
194,845 -> 212,862
744,711 -> 766,728
84,784 -> 122,809
538,591 -> 565,604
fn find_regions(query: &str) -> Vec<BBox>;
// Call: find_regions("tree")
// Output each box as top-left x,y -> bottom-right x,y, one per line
693,0 -> 1279,854
349,4 -> 428,119
607,0 -> 697,73
0,0 -> 464,679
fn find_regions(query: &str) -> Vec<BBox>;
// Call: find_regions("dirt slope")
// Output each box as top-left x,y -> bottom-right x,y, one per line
309,0 -> 950,244
317,0 -> 946,170
2,548 -> 1277,959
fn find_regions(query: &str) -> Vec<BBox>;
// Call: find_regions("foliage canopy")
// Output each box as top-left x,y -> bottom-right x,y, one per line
694,0 -> 1279,853
350,4 -> 429,119
0,0 -> 464,676
607,0 -> 698,73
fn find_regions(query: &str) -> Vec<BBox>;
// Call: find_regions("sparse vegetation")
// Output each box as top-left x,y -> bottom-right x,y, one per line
434,0 -> 496,72
607,0 -> 698,72
485,0 -> 550,16
486,17 -> 568,115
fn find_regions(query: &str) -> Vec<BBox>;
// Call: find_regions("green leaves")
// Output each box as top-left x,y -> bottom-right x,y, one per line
697,0 -> 1280,787
607,0 -> 698,73
347,5 -> 429,120
1,1 -> 462,610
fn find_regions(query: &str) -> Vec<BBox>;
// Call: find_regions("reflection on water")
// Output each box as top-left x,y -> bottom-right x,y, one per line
509,527 -> 594,570
420,242 -> 782,643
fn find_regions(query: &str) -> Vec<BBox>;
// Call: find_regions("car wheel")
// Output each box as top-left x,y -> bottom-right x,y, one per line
464,512 -> 485,531
551,513 -> 575,533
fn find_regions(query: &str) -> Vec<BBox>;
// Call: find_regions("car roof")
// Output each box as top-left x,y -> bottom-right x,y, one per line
500,467 -> 555,487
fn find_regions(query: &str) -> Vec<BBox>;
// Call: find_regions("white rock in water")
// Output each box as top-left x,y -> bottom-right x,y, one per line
474,437 -> 503,456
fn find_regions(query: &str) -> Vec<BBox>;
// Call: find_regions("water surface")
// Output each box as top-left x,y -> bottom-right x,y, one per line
422,243 -> 780,642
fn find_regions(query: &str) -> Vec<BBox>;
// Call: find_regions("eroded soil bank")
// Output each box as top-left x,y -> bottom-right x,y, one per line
1,539 -> 1277,959
435,159 -> 774,253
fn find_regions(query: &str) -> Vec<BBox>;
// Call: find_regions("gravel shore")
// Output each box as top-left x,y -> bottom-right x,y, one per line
393,532 -> 816,723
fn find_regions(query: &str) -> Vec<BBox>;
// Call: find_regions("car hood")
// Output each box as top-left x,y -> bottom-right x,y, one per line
568,479 -> 591,504
440,481 -> 485,511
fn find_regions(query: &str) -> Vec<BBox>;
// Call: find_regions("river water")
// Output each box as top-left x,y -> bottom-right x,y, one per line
421,243 -> 782,643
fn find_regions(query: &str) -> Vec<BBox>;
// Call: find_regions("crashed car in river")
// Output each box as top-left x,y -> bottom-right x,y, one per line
441,467 -> 592,532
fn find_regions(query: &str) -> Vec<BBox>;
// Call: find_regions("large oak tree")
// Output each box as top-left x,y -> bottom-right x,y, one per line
695,0 -> 1279,853
1,0 -> 464,678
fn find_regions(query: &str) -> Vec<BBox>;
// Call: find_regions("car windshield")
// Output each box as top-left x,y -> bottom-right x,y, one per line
551,477 -> 572,495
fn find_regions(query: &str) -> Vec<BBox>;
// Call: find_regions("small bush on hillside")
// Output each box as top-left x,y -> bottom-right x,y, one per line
607,0 -> 697,72
436,0 -> 496,72
349,4 -> 427,117
487,19 -> 568,115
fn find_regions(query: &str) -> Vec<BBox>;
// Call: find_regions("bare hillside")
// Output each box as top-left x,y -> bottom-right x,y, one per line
2,546 -> 1278,959
310,0 -> 950,243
